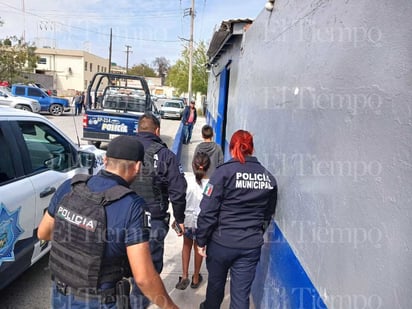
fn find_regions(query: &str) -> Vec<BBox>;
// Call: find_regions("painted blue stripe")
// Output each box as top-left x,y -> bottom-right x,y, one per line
252,222 -> 327,309
171,121 -> 184,160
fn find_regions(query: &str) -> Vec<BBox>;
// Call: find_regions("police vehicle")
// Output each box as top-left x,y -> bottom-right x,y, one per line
82,73 -> 160,148
0,106 -> 104,289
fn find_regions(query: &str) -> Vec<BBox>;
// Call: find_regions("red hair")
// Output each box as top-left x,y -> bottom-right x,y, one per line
229,130 -> 254,164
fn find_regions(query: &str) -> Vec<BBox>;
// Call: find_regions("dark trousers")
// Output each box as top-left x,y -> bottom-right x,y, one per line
203,241 -> 261,309
51,284 -> 116,309
130,218 -> 169,308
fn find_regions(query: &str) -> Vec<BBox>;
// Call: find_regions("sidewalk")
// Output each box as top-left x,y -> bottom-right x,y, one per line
149,116 -> 232,309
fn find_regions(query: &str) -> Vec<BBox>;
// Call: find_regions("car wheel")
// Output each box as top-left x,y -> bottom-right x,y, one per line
15,104 -> 33,112
49,104 -> 63,116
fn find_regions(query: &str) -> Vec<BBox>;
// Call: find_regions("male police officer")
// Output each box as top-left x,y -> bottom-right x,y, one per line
130,113 -> 187,308
38,135 -> 179,309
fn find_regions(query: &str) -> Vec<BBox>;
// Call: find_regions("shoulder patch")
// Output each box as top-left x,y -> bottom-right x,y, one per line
203,183 -> 214,197
0,203 -> 24,266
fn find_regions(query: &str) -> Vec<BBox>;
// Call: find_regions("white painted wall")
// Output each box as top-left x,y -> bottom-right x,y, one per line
207,0 -> 412,307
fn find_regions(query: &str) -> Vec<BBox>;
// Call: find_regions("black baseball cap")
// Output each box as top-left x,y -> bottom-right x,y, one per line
106,136 -> 144,162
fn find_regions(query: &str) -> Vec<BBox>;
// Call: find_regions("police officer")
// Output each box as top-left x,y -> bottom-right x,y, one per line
197,130 -> 277,309
38,135 -> 179,309
130,113 -> 187,308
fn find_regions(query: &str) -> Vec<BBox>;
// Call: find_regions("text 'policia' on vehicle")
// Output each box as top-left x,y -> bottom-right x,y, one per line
82,73 -> 160,148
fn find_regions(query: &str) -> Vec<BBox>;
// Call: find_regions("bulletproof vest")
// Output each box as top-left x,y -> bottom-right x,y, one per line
49,174 -> 133,292
130,142 -> 169,217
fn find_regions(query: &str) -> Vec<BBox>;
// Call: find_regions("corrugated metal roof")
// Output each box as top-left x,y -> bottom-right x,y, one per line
207,19 -> 253,63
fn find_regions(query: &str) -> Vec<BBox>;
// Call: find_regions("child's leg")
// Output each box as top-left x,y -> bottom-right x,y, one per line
192,241 -> 204,283
182,235 -> 193,278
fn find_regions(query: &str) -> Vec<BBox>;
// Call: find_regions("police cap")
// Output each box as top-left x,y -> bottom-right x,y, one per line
106,136 -> 144,162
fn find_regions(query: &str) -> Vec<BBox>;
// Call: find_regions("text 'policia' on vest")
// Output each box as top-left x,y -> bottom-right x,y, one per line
49,174 -> 132,301
130,142 -> 169,220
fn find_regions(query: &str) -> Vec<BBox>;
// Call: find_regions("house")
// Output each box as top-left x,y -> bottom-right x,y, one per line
34,47 -> 109,96
205,1 -> 411,308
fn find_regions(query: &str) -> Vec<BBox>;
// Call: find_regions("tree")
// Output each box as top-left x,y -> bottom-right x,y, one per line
152,57 -> 170,86
166,41 -> 208,96
128,63 -> 157,77
0,35 -> 38,84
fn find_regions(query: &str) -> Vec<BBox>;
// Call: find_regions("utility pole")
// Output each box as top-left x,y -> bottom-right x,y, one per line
124,45 -> 132,87
124,45 -> 132,74
108,28 -> 112,73
187,0 -> 195,102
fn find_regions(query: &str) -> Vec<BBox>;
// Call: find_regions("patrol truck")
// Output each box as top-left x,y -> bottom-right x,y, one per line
82,73 -> 160,148
0,107 -> 104,289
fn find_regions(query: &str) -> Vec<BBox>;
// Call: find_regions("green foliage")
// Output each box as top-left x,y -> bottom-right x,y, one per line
128,63 -> 157,77
0,36 -> 38,84
166,41 -> 208,96
152,57 -> 170,86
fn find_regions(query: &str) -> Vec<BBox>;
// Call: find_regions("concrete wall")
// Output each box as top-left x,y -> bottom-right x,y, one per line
206,0 -> 411,307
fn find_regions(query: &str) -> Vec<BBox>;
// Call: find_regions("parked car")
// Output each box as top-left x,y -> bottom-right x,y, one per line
159,99 -> 186,120
0,87 -> 41,113
10,84 -> 70,116
0,106 -> 105,289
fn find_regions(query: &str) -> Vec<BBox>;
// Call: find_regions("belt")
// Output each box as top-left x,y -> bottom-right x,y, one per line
53,278 -> 116,304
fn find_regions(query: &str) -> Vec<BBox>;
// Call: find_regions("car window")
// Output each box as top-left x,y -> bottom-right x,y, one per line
14,87 -> 25,96
17,121 -> 76,173
0,127 -> 17,185
28,88 -> 43,97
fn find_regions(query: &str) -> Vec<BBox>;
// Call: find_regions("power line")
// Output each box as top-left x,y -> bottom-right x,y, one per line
0,2 -> 181,43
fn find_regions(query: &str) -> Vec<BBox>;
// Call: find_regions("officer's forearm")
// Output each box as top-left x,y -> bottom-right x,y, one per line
137,275 -> 179,309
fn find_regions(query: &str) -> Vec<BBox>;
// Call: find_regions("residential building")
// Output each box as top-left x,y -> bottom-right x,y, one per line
34,47 -> 109,96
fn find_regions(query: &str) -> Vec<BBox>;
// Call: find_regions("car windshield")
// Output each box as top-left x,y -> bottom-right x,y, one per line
165,102 -> 182,108
0,87 -> 13,96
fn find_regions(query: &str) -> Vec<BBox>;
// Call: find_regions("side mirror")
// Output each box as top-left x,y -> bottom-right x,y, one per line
78,151 -> 96,174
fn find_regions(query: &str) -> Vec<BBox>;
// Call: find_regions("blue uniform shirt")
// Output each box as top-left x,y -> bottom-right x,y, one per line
196,156 -> 277,249
48,170 -> 150,262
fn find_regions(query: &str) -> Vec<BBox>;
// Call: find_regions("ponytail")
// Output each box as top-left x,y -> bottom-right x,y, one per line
229,130 -> 254,164
192,152 -> 211,184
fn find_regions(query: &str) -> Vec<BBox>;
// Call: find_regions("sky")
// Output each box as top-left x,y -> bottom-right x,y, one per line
0,0 -> 264,67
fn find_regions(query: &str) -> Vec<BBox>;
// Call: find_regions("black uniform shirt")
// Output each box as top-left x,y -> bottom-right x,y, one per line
135,131 -> 187,223
197,156 -> 277,249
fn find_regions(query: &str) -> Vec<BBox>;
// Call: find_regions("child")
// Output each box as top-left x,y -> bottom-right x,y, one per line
193,125 -> 224,178
175,152 -> 211,290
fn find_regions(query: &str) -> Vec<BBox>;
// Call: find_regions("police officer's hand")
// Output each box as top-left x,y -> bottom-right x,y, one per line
197,246 -> 207,257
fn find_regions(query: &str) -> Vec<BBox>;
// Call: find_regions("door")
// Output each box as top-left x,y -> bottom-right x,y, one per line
215,66 -> 230,155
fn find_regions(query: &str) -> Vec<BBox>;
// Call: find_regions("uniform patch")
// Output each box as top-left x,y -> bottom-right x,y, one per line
203,183 -> 214,197
0,203 -> 24,266
56,206 -> 98,232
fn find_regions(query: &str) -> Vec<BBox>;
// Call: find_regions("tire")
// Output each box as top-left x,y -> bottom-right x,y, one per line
49,104 -> 63,116
15,104 -> 33,112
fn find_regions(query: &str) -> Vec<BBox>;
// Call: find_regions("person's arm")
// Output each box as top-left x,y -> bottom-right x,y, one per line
37,212 -> 55,241
196,170 -> 224,248
127,242 -> 179,309
37,179 -> 71,241
163,150 -> 187,224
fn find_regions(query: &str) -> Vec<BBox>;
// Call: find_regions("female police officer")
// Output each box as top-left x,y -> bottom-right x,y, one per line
196,130 -> 277,309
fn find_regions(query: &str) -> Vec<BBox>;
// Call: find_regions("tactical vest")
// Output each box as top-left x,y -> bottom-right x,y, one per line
130,142 -> 169,218
49,174 -> 133,293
